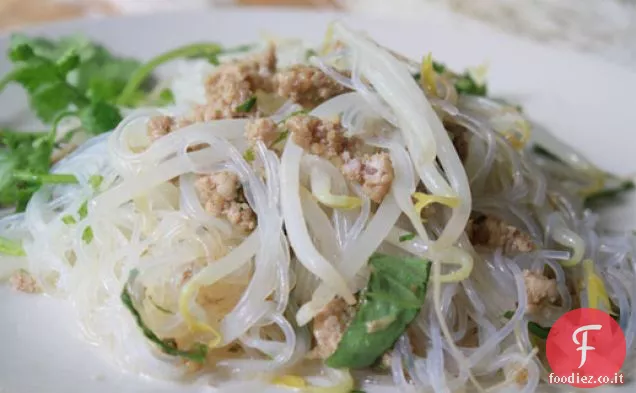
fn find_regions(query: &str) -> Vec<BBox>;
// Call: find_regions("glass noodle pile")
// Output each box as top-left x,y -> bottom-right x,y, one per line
2,22 -> 636,393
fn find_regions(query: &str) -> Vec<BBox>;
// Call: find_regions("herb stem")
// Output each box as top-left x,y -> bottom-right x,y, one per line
117,43 -> 222,106
13,171 -> 78,184
0,69 -> 18,93
49,110 -> 78,142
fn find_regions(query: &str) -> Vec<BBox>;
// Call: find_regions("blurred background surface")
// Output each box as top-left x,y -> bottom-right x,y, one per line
0,0 -> 634,66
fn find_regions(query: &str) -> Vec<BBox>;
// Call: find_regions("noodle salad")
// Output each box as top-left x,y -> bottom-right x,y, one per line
1,22 -> 635,393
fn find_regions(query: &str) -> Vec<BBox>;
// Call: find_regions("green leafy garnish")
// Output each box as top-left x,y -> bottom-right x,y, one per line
1,35 -> 134,131
584,180 -> 635,207
454,73 -> 487,96
121,269 -> 208,363
0,129 -> 79,211
398,233 -> 416,242
414,58 -> 486,96
117,42 -> 223,106
503,311 -> 551,340
326,253 -> 431,369
235,96 -> 257,113
8,34 -> 141,106
0,236 -> 26,256
432,61 -> 446,74
532,144 -> 562,162
155,88 -> 175,106
77,101 -> 123,135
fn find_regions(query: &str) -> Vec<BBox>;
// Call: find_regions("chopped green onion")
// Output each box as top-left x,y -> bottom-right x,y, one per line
88,174 -> 103,191
503,311 -> 550,339
82,227 -> 94,244
78,200 -> 88,219
62,215 -> 77,225
235,96 -> 257,113
398,233 -> 416,242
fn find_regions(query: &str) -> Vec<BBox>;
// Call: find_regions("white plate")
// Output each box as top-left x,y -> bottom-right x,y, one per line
1,7 -> 636,393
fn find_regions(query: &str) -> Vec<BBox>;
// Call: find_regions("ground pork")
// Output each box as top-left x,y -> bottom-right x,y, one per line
308,297 -> 356,360
245,118 -> 279,148
523,270 -> 559,314
196,44 -> 277,121
466,214 -> 535,254
10,270 -> 40,293
195,171 -> 256,232
286,114 -> 347,158
274,65 -> 350,108
146,45 -> 277,142
341,151 -> 395,203
146,115 -> 176,143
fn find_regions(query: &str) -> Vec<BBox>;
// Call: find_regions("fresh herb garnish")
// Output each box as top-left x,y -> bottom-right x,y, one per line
432,61 -> 446,74
78,200 -> 89,219
117,43 -> 223,106
0,37 -> 250,212
121,269 -> 208,363
155,88 -> 175,106
0,129 -> 79,211
0,236 -> 26,256
326,253 -> 431,369
454,73 -> 487,96
398,233 -> 416,242
584,180 -> 635,207
1,38 -> 125,131
235,96 -> 257,113
503,311 -> 551,339
532,144 -> 562,162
